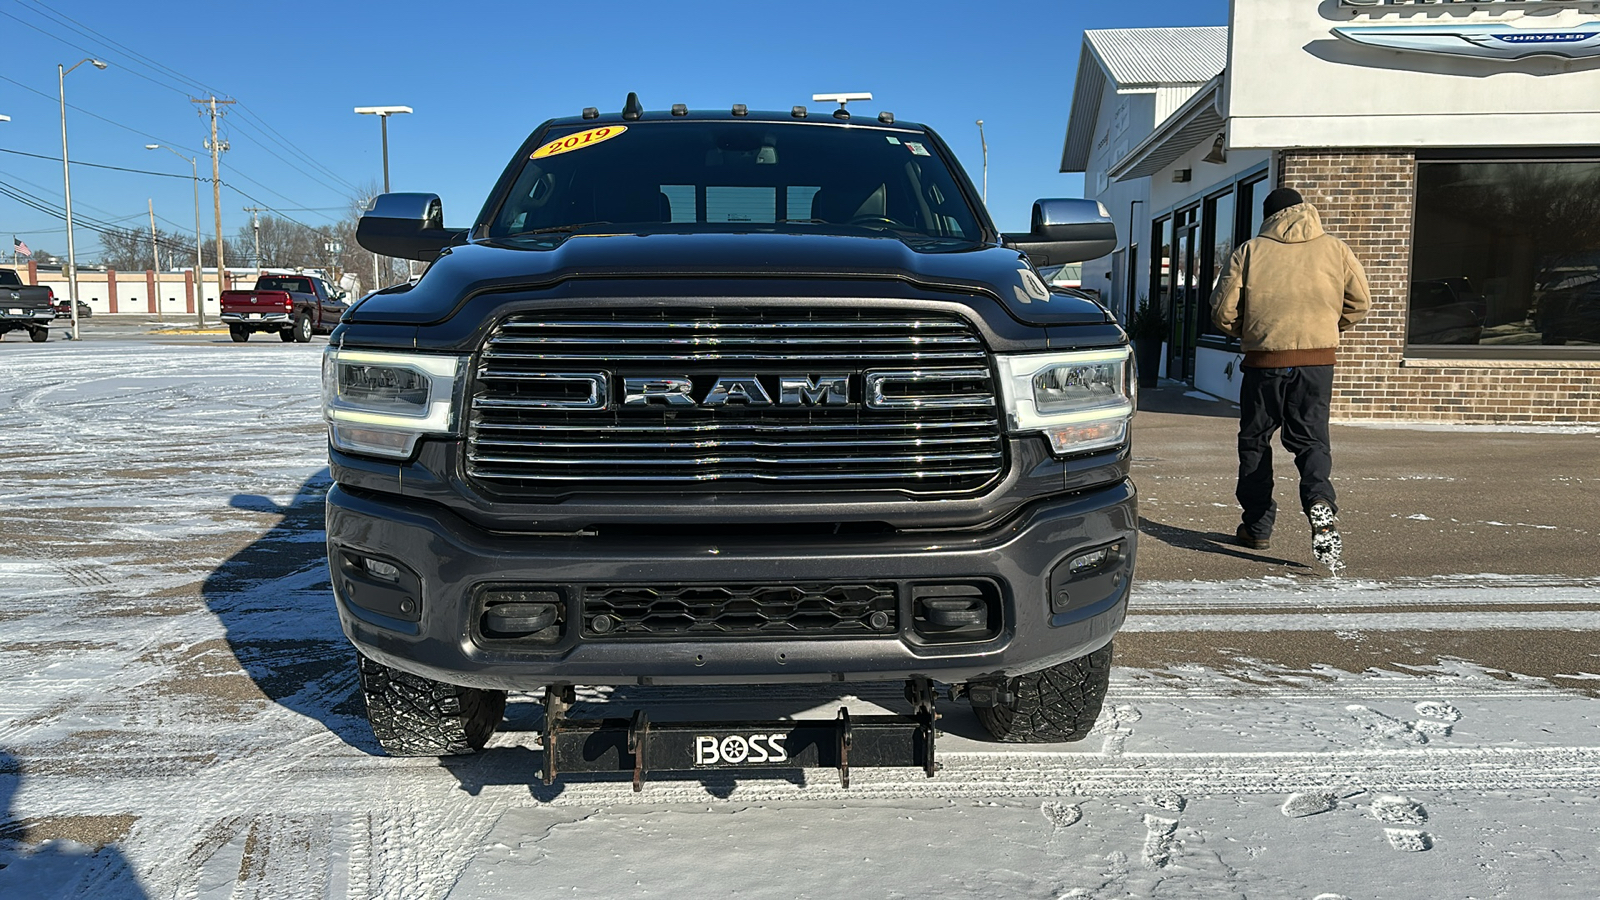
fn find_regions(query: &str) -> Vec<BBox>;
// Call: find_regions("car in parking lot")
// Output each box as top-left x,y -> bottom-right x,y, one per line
54,298 -> 92,319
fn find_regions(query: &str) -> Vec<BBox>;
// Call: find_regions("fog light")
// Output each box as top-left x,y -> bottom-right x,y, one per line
1068,547 -> 1112,575
364,558 -> 401,582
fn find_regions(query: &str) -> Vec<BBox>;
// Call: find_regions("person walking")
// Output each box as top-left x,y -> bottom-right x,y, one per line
1210,188 -> 1371,572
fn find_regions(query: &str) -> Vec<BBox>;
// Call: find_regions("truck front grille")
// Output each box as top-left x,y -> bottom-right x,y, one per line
581,582 -> 898,640
466,307 -> 1005,497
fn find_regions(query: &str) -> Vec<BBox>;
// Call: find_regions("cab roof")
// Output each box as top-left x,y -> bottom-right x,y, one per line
542,108 -> 930,132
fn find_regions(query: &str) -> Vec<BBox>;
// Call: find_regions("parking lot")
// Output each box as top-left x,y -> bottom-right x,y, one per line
2,327 -> 1599,899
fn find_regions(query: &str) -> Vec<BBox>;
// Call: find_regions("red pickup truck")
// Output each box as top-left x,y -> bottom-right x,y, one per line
219,274 -> 349,343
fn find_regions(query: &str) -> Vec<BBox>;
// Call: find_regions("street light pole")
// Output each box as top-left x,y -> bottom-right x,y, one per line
353,106 -> 411,192
975,119 -> 988,206
354,106 -> 411,293
147,144 -> 206,328
59,58 -> 107,341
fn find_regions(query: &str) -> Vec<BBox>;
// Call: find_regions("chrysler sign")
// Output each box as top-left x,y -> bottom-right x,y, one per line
1341,1 -> 1595,6
1333,22 -> 1600,58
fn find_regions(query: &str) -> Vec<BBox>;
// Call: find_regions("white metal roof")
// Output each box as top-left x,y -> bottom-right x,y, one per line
1088,27 -> 1229,88
1060,27 -> 1229,173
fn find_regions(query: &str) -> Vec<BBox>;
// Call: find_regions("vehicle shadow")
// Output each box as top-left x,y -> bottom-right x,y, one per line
1139,516 -> 1311,569
201,470 -> 378,754
0,749 -> 149,898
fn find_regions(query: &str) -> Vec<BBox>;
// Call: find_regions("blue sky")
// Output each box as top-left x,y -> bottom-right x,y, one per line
0,0 -> 1229,259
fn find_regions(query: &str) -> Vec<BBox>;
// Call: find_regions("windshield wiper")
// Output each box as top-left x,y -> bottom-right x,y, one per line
515,221 -> 613,235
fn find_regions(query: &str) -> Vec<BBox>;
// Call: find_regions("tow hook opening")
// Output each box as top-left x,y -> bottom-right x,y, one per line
478,588 -> 565,643
909,581 -> 1001,643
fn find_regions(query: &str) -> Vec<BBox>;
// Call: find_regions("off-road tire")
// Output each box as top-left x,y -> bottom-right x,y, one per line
972,642 -> 1113,743
230,326 -> 248,342
28,327 -> 48,343
356,653 -> 507,756
291,315 -> 312,343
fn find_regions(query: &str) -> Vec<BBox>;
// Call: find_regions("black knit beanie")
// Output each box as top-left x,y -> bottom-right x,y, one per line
1263,188 -> 1304,220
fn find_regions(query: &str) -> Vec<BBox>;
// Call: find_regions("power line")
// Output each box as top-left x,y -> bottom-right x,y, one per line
6,0 -> 362,199
16,0 -> 221,97
234,103 -> 363,193
0,146 -> 199,180
0,7 -> 192,99
0,73 -> 203,154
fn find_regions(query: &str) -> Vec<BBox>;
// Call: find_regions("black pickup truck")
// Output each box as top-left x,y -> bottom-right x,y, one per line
0,268 -> 56,342
323,97 -> 1137,785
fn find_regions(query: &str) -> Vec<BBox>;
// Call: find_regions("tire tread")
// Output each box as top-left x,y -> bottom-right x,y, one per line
356,653 -> 506,757
974,642 -> 1113,743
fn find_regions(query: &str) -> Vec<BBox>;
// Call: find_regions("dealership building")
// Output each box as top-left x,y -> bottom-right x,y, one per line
1063,0 -> 1600,422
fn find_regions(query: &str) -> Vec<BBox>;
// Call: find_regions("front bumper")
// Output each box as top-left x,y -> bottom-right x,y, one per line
326,480 -> 1137,690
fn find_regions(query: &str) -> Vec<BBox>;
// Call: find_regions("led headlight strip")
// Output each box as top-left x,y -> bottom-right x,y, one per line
322,348 -> 466,458
995,347 -> 1135,456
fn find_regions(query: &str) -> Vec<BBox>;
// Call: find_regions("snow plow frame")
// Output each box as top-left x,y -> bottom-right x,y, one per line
541,678 -> 940,790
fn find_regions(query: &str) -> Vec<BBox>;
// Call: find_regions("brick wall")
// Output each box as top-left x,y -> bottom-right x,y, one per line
1278,148 -> 1600,424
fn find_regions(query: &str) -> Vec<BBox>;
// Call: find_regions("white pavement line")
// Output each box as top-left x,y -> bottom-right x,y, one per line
1133,579 -> 1600,612
1123,611 -> 1600,632
14,747 -> 1600,814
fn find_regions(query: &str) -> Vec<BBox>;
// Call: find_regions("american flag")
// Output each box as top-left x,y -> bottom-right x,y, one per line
12,237 -> 29,257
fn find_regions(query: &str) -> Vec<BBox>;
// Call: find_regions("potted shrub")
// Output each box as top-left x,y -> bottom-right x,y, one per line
1127,295 -> 1167,388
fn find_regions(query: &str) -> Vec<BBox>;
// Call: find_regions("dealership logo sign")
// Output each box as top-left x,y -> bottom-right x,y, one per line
1333,22 -> 1600,59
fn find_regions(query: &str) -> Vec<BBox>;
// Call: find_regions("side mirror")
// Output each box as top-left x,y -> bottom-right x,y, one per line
1003,199 -> 1117,267
355,193 -> 468,261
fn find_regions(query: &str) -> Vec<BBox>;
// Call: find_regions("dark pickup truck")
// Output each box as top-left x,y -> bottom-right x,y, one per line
0,268 -> 56,342
324,97 -> 1136,785
219,273 -> 348,342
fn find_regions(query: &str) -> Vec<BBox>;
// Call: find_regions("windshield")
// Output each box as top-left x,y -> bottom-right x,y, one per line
488,120 -> 983,241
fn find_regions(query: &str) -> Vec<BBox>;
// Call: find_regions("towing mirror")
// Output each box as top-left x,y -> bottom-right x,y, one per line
355,192 -> 468,261
1003,198 -> 1117,267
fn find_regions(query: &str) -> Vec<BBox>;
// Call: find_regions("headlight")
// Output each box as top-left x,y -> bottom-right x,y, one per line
995,348 -> 1134,456
322,348 -> 466,458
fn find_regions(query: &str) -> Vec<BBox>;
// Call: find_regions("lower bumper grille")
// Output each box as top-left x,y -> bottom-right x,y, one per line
582,582 -> 898,640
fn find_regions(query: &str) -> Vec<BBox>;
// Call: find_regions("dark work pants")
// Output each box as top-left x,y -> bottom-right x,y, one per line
1236,365 -> 1336,539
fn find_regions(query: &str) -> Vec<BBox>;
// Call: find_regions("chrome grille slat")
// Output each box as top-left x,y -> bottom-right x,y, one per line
471,436 -> 1000,450
467,308 -> 1005,497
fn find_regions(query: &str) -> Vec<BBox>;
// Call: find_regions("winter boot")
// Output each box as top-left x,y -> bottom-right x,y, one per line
1234,524 -> 1271,551
1307,501 -> 1343,574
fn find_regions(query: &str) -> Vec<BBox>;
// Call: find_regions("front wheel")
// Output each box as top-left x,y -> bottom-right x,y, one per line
356,653 -> 507,756
971,642 -> 1113,743
28,327 -> 48,343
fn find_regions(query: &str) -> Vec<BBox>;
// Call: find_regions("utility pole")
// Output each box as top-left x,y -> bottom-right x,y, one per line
148,198 -> 162,322
243,206 -> 267,274
192,96 -> 234,305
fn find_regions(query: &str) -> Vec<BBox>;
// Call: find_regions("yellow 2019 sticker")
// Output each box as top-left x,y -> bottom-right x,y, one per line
531,125 -> 627,159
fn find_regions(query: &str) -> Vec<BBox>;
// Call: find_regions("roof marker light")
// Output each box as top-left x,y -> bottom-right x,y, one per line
671,103 -> 688,116
732,104 -> 748,116
582,107 -> 599,120
791,105 -> 808,119
878,111 -> 894,125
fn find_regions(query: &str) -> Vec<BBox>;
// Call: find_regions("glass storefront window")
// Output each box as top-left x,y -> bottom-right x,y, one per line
1151,216 -> 1173,317
1201,190 -> 1235,337
1411,159 -> 1600,352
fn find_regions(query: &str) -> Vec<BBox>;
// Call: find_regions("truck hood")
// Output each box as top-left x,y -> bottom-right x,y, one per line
348,232 -> 1111,326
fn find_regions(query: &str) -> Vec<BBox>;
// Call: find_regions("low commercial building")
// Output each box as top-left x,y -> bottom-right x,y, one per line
1064,0 -> 1600,422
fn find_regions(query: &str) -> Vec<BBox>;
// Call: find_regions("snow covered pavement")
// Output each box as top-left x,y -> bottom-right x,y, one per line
2,339 -> 1598,899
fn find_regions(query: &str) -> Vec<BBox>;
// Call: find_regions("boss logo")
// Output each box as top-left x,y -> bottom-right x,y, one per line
694,733 -> 789,766
623,374 -> 851,408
